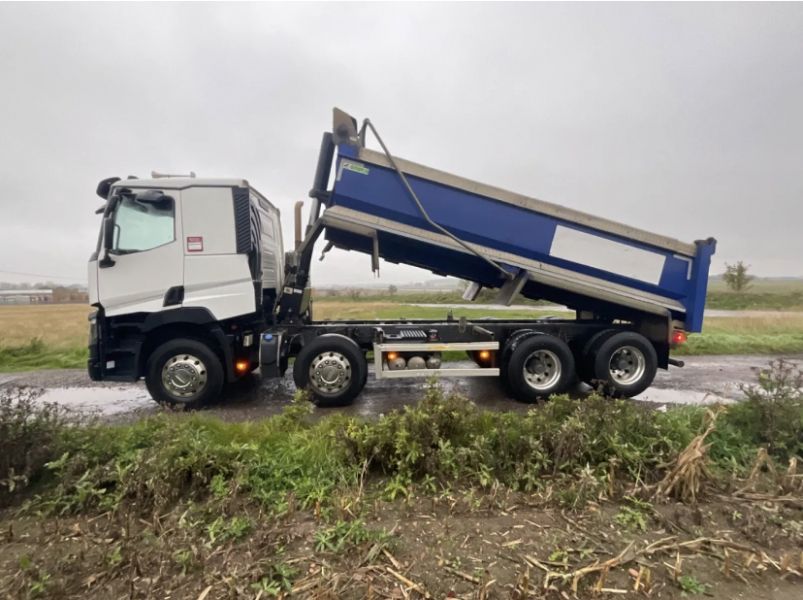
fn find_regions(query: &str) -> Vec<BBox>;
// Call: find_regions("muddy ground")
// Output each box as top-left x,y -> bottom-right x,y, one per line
1,490 -> 801,599
0,355 -> 799,423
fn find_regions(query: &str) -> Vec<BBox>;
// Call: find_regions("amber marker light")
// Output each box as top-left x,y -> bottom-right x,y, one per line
386,352 -> 399,361
478,350 -> 491,361
235,360 -> 250,373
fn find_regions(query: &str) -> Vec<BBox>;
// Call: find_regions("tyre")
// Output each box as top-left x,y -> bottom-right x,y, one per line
498,329 -> 538,397
578,329 -> 617,385
505,334 -> 575,403
293,334 -> 367,407
590,331 -> 657,398
145,338 -> 225,409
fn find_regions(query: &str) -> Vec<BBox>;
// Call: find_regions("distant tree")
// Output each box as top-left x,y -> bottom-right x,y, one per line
388,284 -> 398,297
723,261 -> 753,292
349,288 -> 362,300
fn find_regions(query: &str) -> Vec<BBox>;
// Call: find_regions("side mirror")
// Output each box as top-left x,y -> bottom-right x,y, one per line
99,217 -> 116,268
96,177 -> 120,199
103,217 -> 115,250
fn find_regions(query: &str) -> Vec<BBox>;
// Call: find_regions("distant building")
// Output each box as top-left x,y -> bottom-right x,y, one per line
0,289 -> 53,305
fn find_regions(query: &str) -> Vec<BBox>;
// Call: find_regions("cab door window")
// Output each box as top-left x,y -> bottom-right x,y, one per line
112,195 -> 175,253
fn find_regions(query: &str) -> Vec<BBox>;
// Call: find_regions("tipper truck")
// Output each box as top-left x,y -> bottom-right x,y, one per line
88,109 -> 716,408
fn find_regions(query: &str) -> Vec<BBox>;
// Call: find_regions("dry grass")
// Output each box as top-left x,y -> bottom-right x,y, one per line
1,303 -> 803,362
703,314 -> 803,335
0,304 -> 92,348
313,301 -> 557,321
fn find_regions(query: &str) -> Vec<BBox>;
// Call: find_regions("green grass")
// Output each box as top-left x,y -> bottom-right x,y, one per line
706,278 -> 803,310
706,291 -> 803,310
1,361 -> 801,513
677,332 -> 803,355
2,297 -> 803,373
0,338 -> 87,372
323,278 -> 803,311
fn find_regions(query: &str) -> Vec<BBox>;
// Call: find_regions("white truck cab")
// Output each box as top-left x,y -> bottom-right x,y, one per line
88,176 -> 283,405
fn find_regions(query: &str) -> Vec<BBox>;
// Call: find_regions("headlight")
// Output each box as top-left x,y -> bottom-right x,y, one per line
88,311 -> 98,344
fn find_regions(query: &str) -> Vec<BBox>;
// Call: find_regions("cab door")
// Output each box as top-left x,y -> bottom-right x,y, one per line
97,190 -> 184,317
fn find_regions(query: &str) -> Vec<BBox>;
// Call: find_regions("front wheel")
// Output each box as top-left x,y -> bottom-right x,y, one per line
145,338 -> 224,409
293,335 -> 367,407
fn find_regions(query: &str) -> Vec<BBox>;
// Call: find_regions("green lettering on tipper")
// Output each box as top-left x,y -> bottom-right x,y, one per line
343,161 -> 370,175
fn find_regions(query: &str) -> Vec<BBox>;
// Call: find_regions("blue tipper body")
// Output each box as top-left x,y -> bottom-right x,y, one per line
320,141 -> 716,333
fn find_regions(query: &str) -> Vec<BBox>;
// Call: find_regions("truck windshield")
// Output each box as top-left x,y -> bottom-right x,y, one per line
110,195 -> 175,253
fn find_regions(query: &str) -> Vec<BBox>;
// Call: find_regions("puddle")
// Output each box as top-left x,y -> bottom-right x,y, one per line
35,387 -> 155,417
1,357 -> 763,421
634,388 -> 733,406
0,374 -> 19,386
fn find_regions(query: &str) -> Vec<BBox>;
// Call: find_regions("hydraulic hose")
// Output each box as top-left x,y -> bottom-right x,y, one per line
360,119 -> 514,282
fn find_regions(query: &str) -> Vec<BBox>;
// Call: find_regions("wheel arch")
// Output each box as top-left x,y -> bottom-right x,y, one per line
139,320 -> 232,381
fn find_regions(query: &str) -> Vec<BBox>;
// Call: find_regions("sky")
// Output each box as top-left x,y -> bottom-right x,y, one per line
1,2 -> 802,287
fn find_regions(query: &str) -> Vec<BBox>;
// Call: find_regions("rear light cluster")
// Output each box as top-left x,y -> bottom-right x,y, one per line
671,330 -> 687,346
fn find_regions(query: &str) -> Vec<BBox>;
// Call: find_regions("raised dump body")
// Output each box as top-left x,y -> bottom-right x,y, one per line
315,111 -> 715,332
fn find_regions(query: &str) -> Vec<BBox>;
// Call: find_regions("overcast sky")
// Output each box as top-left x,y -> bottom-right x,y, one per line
1,2 -> 802,287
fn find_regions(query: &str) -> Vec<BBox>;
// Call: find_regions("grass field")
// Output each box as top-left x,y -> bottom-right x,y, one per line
2,302 -> 803,371
318,278 -> 803,310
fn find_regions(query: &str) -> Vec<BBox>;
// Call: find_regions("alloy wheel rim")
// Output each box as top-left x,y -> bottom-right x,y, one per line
522,349 -> 562,391
161,353 -> 208,400
309,351 -> 352,397
608,345 -> 646,385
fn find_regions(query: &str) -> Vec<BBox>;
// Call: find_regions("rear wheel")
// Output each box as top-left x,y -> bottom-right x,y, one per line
293,335 -> 367,407
578,329 -> 617,385
145,338 -> 224,409
505,334 -> 575,403
590,331 -> 657,398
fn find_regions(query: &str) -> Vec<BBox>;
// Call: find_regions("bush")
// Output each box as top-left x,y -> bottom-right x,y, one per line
2,363 -> 800,515
723,360 -> 803,460
41,393 -> 360,515
343,385 -> 704,494
0,390 -> 65,506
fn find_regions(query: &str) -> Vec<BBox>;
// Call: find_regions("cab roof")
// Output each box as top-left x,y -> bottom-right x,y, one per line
111,177 -> 249,191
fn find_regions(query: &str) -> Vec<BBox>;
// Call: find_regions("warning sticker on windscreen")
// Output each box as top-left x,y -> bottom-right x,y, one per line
186,236 -> 204,252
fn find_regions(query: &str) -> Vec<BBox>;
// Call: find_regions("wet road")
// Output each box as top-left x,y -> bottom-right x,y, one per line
1,354 -> 799,422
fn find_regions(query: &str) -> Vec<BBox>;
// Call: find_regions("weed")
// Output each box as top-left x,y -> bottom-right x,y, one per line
18,555 -> 52,598
313,518 -> 387,554
615,506 -> 648,532
205,515 -> 252,545
107,544 -> 124,568
678,574 -> 709,595
251,562 -> 297,596
173,548 -> 195,575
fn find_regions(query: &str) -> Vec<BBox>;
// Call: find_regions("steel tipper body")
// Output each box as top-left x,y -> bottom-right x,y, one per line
314,111 -> 715,334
